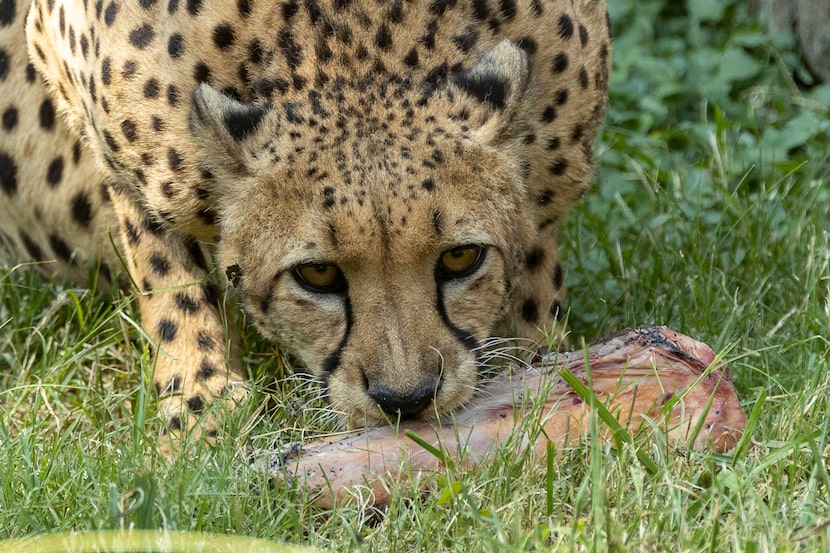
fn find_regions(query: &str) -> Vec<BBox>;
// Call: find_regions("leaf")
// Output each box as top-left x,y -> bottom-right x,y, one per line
717,48 -> 763,83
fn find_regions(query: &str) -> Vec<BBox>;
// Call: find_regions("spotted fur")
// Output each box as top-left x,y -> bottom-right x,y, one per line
0,0 -> 611,431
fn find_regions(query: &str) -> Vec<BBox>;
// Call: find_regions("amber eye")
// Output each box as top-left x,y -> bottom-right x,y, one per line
293,263 -> 346,293
437,245 -> 487,280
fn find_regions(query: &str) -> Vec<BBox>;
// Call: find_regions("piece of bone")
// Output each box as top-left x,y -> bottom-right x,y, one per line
263,326 -> 747,508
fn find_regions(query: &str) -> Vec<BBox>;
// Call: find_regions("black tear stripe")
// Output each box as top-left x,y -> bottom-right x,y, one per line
435,283 -> 479,352
223,104 -> 267,141
319,294 -> 353,391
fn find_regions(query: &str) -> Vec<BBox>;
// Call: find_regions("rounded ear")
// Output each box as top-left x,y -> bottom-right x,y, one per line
448,39 -> 534,142
190,84 -> 271,176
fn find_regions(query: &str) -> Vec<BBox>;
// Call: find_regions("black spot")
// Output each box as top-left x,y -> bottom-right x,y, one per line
540,106 -> 556,123
187,395 -> 205,412
59,5 -> 65,35
88,74 -> 98,103
579,24 -> 589,47
278,28 -> 302,71
552,52 -> 568,74
101,57 -> 112,85
557,13 -> 574,39
139,0 -> 158,8
25,63 -> 36,83
46,156 -> 64,186
80,34 -> 89,58
498,0 -> 516,20
2,106 -> 17,130
166,84 -> 179,106
403,47 -> 418,67
546,136 -> 560,150
73,141 -> 82,164
212,23 -> 235,49
128,24 -> 155,49
196,360 -> 216,381
103,1 -> 118,25
122,59 -> 138,79
149,253 -> 170,276
68,27 -> 77,54
175,292 -> 200,313
71,193 -> 93,227
143,78 -> 160,99
120,119 -> 137,141
168,33 -> 184,58
516,37 -> 537,56
571,124 -> 584,143
374,23 -> 392,50
39,99 -> 55,130
102,129 -> 120,152
248,38 -> 264,64
124,219 -> 141,245
525,247 -> 544,269
422,177 -> 435,191
548,158 -> 567,175
152,116 -> 164,131
530,0 -> 543,16
388,0 -> 404,22
158,319 -> 178,342
193,62 -> 211,83
168,148 -> 183,172
452,71 -> 508,109
196,332 -> 215,351
281,0 -> 298,21
536,189 -> 554,205
19,230 -> 44,260
236,0 -> 251,17
48,234 -> 72,261
553,262 -> 564,290
578,66 -> 589,88
471,0 -> 489,20
224,104 -> 267,141
0,0 -> 15,27
143,215 -> 164,234
167,416 -> 181,431
186,0 -> 201,15
453,26 -> 479,53
0,49 -> 7,82
521,298 -> 539,323
321,186 -> 335,209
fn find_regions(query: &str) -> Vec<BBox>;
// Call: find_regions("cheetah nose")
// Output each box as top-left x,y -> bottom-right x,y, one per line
368,380 -> 439,418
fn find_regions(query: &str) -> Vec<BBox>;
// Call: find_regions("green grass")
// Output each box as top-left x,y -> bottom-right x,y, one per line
2,0 -> 830,550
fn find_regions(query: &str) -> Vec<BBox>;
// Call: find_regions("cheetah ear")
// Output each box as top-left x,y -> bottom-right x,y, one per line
190,84 -> 272,176
448,39 -> 533,142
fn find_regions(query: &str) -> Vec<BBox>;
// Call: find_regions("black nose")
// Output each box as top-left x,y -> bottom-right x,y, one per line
367,381 -> 438,417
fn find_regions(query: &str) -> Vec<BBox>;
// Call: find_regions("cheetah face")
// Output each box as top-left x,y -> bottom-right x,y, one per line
214,147 -> 529,426
192,41 -> 536,425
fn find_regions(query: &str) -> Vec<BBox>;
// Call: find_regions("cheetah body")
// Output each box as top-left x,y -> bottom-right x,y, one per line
1,0 -> 610,429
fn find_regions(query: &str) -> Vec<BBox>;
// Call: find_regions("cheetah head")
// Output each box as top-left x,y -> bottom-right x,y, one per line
191,41 -> 537,426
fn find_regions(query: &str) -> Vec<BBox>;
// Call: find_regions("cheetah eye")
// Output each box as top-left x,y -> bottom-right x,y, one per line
293,263 -> 346,294
437,245 -> 487,280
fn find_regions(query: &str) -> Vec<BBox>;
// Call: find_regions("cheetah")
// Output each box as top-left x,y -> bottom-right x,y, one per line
0,0 -> 611,435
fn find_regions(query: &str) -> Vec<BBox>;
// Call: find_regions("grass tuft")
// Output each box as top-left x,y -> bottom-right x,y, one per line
3,0 -> 830,549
